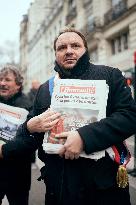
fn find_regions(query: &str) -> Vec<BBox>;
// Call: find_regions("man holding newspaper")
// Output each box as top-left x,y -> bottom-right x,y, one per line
1,28 -> 136,205
0,65 -> 32,205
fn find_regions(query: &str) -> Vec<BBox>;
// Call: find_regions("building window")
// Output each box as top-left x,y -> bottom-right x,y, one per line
112,0 -> 122,6
66,0 -> 77,25
59,20 -> 62,30
122,32 -> 128,50
111,31 -> 129,55
68,0 -> 76,10
87,16 -> 95,32
85,1 -> 93,19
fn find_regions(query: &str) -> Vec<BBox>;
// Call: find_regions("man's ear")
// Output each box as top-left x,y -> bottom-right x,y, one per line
17,85 -> 21,92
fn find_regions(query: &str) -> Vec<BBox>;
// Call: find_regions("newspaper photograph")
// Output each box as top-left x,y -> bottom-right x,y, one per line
0,103 -> 28,142
43,79 -> 109,160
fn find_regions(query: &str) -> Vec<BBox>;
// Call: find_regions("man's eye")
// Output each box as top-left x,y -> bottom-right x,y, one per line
5,78 -> 11,82
57,46 -> 66,51
72,44 -> 80,49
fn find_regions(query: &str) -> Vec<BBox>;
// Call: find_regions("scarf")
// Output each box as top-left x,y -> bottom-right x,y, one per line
54,51 -> 90,79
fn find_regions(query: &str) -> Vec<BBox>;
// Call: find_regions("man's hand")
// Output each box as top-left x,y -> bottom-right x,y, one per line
27,109 -> 61,133
55,131 -> 83,160
0,140 -> 6,159
0,145 -> 3,159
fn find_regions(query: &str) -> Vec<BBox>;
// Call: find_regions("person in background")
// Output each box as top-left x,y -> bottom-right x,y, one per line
0,65 -> 32,205
27,79 -> 40,103
1,28 -> 136,205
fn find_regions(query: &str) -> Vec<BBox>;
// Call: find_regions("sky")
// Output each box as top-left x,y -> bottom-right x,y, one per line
0,0 -> 34,46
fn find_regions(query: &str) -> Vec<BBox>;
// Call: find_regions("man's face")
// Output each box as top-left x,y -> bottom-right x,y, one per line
0,72 -> 21,99
32,80 -> 40,90
55,32 -> 86,69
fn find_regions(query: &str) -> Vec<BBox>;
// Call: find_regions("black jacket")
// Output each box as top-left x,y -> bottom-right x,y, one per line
0,92 -> 32,191
0,92 -> 31,111
2,52 -> 136,204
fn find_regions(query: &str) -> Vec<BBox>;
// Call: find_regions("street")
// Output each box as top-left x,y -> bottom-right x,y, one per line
29,164 -> 45,205
2,163 -> 45,205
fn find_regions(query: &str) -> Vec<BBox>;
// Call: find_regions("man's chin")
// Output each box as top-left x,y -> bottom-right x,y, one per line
63,64 -> 76,69
0,92 -> 10,99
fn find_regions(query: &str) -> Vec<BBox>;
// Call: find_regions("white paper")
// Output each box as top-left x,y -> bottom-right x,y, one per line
43,78 -> 109,160
0,103 -> 28,141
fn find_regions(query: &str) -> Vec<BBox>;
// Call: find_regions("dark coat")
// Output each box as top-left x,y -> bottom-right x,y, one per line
0,92 -> 32,191
0,92 -> 32,111
2,61 -> 136,204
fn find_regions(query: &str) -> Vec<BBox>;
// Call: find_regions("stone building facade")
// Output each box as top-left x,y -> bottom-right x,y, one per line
20,0 -> 136,91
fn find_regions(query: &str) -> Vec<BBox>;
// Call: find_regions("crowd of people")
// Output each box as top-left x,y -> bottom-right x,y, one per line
0,28 -> 136,205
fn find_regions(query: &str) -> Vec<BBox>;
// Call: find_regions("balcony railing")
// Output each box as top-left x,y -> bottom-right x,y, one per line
104,0 -> 127,25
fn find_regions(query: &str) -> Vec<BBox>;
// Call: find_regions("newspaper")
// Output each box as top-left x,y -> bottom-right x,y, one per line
43,79 -> 109,160
0,103 -> 28,142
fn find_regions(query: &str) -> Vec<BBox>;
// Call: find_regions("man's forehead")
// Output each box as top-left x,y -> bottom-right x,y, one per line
0,71 -> 14,78
56,32 -> 84,45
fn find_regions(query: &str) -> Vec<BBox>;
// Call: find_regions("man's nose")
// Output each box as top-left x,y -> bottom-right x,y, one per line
66,45 -> 73,54
0,79 -> 7,85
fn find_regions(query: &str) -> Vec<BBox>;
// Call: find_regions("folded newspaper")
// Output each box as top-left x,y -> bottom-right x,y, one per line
43,79 -> 109,160
0,103 -> 28,142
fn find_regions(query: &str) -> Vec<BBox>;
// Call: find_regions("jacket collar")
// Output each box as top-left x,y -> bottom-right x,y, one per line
0,91 -> 22,104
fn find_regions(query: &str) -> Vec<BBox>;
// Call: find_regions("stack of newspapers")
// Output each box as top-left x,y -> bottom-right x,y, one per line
43,79 -> 109,160
0,103 -> 28,142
